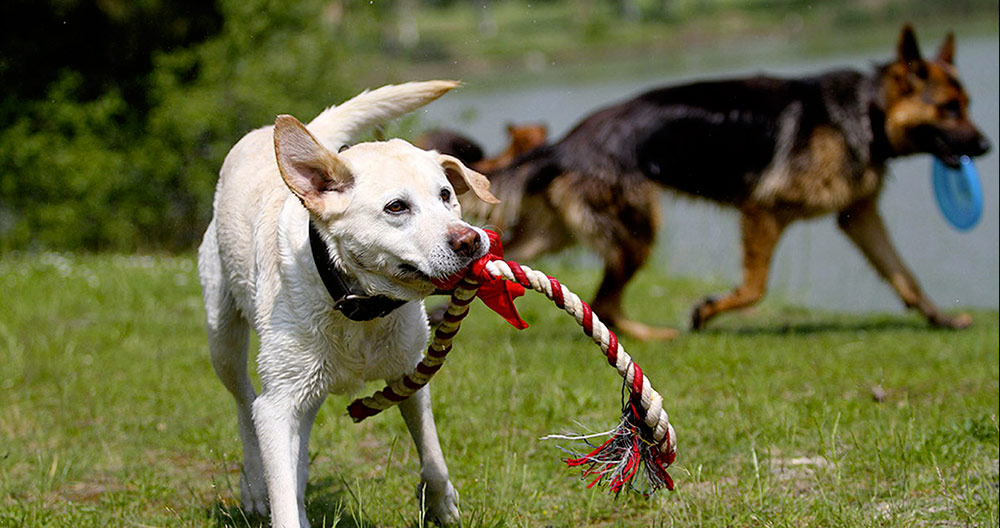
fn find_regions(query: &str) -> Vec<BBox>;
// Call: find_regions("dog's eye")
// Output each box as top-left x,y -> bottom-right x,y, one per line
384,199 -> 410,214
439,188 -> 452,202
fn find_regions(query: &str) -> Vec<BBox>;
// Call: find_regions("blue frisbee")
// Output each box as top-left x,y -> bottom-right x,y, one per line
932,155 -> 983,231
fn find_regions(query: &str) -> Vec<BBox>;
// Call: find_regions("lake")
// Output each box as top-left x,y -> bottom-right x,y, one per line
419,32 -> 999,314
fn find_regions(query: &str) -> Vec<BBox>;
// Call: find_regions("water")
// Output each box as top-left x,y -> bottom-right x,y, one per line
419,35 -> 999,313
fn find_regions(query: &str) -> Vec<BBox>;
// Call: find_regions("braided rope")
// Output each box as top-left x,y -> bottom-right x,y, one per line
347,278 -> 480,421
347,260 -> 676,462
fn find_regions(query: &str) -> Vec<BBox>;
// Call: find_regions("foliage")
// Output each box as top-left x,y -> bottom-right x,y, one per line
0,253 -> 997,526
0,0 -> 386,252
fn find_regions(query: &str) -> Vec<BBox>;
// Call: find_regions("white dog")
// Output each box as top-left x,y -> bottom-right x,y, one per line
197,80 -> 497,527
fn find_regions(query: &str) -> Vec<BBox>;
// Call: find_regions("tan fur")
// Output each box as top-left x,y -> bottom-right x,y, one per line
474,123 -> 548,173
882,61 -> 971,155
767,126 -> 882,214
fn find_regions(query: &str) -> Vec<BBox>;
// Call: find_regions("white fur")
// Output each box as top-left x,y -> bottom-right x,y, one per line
198,81 -> 490,527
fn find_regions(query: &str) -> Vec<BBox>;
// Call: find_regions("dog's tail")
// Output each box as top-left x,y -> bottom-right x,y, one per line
307,80 -> 460,148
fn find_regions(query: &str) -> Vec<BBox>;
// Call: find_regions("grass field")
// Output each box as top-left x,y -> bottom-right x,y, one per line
0,252 -> 997,527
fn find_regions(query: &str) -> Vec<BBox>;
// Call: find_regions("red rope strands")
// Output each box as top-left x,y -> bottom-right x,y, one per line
346,278 -> 480,422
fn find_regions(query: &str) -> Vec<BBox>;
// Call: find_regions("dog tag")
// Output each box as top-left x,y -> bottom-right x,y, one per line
932,156 -> 983,231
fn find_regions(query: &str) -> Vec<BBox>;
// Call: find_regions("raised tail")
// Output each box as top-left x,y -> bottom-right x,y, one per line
307,80 -> 460,149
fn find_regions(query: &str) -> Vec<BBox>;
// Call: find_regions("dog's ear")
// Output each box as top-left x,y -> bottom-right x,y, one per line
896,24 -> 928,78
438,153 -> 499,204
936,32 -> 955,65
274,114 -> 354,216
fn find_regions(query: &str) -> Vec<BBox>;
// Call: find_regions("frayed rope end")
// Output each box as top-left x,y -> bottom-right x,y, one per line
549,396 -> 675,497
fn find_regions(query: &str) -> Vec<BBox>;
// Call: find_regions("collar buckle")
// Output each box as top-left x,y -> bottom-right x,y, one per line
334,294 -> 406,321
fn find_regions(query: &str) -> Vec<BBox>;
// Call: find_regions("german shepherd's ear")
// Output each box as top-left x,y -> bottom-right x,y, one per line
936,32 -> 955,65
896,24 -> 928,78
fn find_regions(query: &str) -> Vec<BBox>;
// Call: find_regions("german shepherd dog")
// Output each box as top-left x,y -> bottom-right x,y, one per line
454,25 -> 991,340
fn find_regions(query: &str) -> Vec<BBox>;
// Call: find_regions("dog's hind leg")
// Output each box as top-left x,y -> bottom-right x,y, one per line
591,237 -> 680,341
837,199 -> 971,329
199,220 -> 268,517
398,386 -> 459,525
691,208 -> 788,330
560,177 -> 678,341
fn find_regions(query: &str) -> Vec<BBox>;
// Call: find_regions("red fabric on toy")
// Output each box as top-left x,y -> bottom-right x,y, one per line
432,230 -> 528,329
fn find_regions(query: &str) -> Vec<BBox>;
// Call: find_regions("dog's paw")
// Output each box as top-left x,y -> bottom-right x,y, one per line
931,311 -> 973,330
614,318 -> 679,341
418,480 -> 460,526
240,472 -> 270,518
690,296 -> 718,331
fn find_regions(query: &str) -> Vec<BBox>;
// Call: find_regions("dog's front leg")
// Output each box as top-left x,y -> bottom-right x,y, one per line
837,199 -> 971,329
692,208 -> 788,329
253,387 -> 323,528
398,386 -> 459,525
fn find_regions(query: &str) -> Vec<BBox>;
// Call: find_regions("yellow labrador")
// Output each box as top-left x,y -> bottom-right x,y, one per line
198,81 -> 496,527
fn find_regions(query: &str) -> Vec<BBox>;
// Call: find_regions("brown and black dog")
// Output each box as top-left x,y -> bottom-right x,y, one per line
450,25 -> 991,340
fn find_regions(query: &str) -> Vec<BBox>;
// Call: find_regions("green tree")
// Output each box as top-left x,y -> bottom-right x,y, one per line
1,0 -> 389,252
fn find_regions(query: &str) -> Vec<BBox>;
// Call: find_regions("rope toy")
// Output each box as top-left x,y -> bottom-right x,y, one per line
346,231 -> 677,495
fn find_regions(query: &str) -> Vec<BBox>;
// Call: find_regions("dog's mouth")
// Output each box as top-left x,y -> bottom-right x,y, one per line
937,151 -> 963,169
931,129 -> 991,168
396,263 -> 433,283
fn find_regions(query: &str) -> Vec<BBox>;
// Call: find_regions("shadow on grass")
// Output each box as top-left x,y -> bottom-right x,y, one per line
698,316 -> 936,336
207,478 -> 377,528
305,476 -> 379,528
209,476 -> 509,528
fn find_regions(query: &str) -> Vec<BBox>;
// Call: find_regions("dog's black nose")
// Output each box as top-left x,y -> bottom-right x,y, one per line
448,226 -> 481,257
976,136 -> 992,156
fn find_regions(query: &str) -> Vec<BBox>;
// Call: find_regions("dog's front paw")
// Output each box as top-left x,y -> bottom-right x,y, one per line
418,480 -> 460,526
930,311 -> 973,330
690,295 -> 719,331
240,471 -> 270,518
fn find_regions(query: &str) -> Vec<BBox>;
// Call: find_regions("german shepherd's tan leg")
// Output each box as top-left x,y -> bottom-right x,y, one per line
691,207 -> 787,330
837,199 -> 971,329
554,176 -> 678,341
591,237 -> 679,341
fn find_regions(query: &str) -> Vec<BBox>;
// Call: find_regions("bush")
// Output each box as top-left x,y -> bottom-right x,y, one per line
0,0 -> 388,252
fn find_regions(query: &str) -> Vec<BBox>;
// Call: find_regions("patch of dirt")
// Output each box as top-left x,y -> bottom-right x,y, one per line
769,455 -> 833,497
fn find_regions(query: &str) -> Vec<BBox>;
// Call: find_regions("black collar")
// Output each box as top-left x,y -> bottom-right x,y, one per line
308,221 -> 407,321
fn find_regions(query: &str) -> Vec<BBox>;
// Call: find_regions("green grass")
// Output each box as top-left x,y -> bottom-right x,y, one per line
1,252 -> 997,527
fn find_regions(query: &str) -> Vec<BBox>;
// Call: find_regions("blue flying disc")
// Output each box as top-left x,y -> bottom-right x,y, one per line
932,156 -> 983,231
